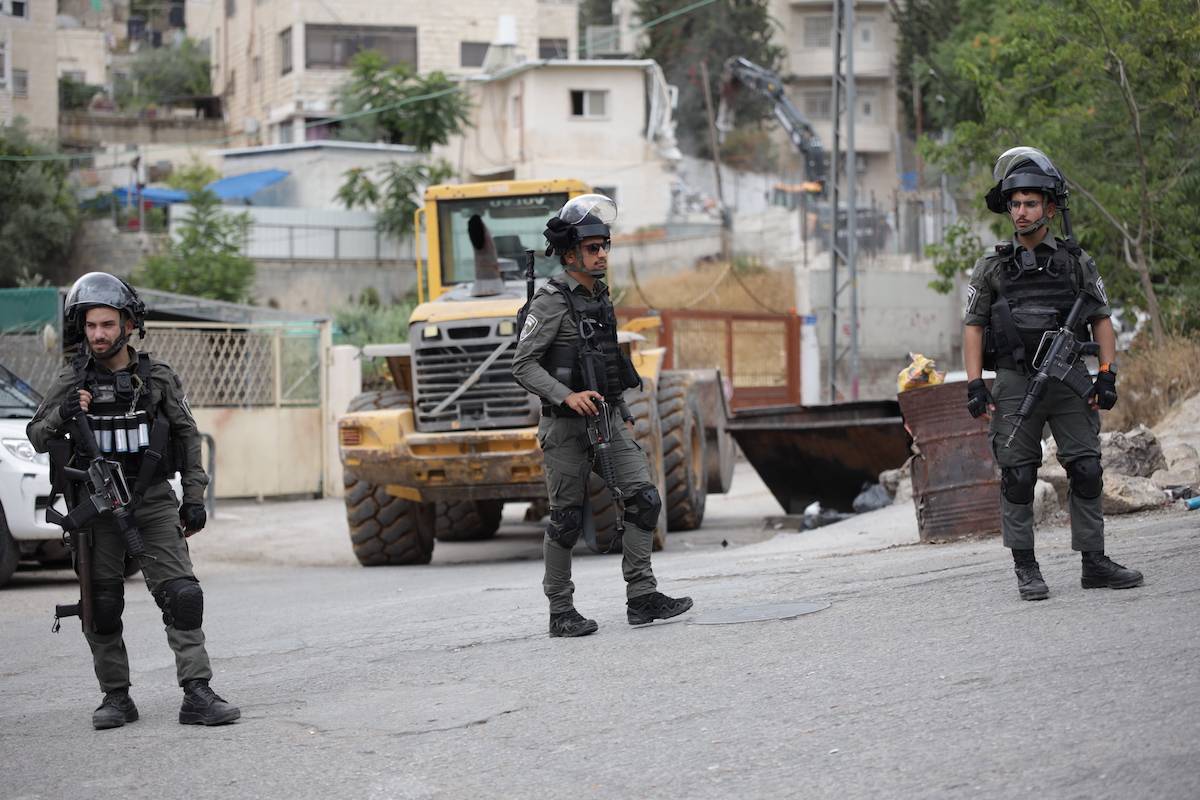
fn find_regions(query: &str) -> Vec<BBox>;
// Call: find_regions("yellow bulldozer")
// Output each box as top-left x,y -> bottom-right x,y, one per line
337,179 -> 736,565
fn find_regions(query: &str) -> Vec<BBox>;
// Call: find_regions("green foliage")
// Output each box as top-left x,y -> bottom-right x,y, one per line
333,291 -> 418,348
635,0 -> 783,156
336,160 -> 455,240
117,38 -> 211,110
134,190 -> 255,302
165,156 -> 220,193
911,0 -> 1200,333
59,76 -> 103,111
926,220 -> 983,293
336,51 -> 471,150
0,122 -> 79,288
720,127 -> 779,173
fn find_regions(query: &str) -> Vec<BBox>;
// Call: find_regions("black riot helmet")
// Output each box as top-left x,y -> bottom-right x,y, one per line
985,146 -> 1072,237
64,272 -> 147,355
543,193 -> 617,277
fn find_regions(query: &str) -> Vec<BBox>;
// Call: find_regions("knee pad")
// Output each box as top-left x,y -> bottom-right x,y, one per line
1001,465 -> 1038,504
92,581 -> 125,635
154,577 -> 204,630
546,506 -> 583,548
1067,456 -> 1103,499
623,485 -> 662,530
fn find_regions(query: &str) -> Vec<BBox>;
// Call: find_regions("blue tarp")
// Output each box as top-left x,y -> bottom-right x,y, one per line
205,169 -> 289,201
112,185 -> 191,207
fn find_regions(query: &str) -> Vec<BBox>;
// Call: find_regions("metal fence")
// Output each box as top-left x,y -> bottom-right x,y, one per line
618,308 -> 801,408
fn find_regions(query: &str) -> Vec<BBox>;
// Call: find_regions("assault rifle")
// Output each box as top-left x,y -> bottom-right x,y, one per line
49,412 -> 149,632
577,316 -> 626,553
1004,293 -> 1100,448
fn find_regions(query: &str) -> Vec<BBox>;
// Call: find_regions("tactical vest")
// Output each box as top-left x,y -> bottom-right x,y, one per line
987,241 -> 1089,369
539,279 -> 639,403
75,352 -> 176,481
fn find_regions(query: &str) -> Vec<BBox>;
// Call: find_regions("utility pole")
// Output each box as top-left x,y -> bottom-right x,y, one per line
828,0 -> 858,402
699,60 -> 731,263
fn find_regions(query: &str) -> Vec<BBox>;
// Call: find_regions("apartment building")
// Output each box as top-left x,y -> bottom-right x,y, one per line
771,0 -> 899,206
1,0 -> 57,135
210,0 -> 579,147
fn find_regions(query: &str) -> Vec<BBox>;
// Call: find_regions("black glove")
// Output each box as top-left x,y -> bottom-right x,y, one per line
1092,369 -> 1117,410
966,378 -> 994,419
59,390 -> 83,421
180,503 -> 207,534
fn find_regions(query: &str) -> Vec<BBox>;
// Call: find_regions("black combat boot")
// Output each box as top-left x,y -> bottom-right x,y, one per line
179,679 -> 241,726
1081,551 -> 1144,589
1011,548 -> 1048,601
92,689 -> 138,730
627,591 -> 694,625
549,608 -> 598,638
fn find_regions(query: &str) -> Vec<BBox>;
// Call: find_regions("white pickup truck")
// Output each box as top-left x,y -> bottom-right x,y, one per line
0,362 -> 68,587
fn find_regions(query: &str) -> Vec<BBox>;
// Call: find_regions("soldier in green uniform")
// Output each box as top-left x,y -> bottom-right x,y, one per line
28,273 -> 240,729
512,194 -> 693,637
962,147 -> 1143,601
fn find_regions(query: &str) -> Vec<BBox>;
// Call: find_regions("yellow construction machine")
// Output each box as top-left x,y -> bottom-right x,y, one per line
337,179 -> 734,565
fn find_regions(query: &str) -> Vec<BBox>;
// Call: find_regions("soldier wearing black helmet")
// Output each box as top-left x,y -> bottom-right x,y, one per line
512,194 -> 693,637
27,272 -> 240,729
963,147 -> 1142,601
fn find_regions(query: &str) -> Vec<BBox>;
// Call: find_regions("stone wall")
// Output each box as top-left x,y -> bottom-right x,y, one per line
68,218 -> 168,281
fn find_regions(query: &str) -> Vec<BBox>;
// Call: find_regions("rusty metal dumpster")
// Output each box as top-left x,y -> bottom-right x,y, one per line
897,381 -> 1001,542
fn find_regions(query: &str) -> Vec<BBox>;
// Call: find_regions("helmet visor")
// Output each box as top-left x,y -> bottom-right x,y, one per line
993,146 -> 1061,182
64,272 -> 134,312
557,194 -> 618,226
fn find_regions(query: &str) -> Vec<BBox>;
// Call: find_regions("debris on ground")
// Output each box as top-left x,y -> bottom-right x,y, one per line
852,482 -> 892,513
897,353 -> 946,393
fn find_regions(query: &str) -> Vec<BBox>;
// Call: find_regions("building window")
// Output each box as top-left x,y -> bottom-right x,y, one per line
539,37 -> 568,59
225,0 -> 235,18
252,55 -> 261,82
804,15 -> 832,48
13,68 -> 29,98
460,41 -> 489,68
570,89 -> 607,119
803,90 -> 832,120
278,120 -> 293,144
0,44 -> 5,86
8,1 -> 29,18
857,91 -> 877,122
63,69 -> 87,83
306,25 -> 417,70
858,16 -> 875,48
226,68 -> 235,97
279,27 -> 292,74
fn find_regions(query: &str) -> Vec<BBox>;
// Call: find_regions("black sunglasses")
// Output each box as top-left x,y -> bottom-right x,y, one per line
583,240 -> 612,255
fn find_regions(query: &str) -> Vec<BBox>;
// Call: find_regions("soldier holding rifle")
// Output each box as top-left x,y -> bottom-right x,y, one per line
27,273 -> 239,729
512,194 -> 693,637
962,147 -> 1143,601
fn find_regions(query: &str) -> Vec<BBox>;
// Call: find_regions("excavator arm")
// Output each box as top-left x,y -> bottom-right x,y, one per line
719,57 -> 826,187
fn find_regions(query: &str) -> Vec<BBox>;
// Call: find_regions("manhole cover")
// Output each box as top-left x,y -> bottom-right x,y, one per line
690,601 -> 830,625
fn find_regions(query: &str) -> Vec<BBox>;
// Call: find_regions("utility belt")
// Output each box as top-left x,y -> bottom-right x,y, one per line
993,355 -> 1028,374
541,399 -> 622,418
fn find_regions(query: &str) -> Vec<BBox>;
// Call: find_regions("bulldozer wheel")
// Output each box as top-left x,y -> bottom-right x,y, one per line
658,373 -> 708,531
435,500 -> 503,542
585,383 -> 668,553
342,389 -> 433,565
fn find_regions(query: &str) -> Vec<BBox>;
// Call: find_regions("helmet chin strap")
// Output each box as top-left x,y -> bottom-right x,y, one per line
1015,216 -> 1048,236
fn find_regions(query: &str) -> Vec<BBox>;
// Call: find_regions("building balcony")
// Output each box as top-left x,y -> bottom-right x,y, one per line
787,47 -> 894,79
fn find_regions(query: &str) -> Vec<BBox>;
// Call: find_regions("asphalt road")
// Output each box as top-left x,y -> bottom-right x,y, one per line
2,463 -> 1198,799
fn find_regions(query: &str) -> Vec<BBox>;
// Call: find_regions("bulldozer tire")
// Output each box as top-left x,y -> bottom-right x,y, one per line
658,372 -> 707,531
342,389 -> 433,566
585,383 -> 669,553
435,500 -> 503,542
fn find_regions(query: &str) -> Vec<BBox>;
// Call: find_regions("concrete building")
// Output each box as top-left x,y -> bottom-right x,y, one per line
770,0 -> 899,207
443,58 -> 681,228
56,20 -> 109,88
210,0 -> 579,148
1,0 -> 57,136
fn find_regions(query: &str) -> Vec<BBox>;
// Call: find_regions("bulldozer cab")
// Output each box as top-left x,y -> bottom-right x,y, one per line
415,179 -> 590,303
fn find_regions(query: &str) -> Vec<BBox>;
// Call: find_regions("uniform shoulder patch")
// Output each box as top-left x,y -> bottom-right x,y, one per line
520,315 -> 539,341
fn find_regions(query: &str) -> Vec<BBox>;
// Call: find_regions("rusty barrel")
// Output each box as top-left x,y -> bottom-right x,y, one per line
897,381 -> 1000,542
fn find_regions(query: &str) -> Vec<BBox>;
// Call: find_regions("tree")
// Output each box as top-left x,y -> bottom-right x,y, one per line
914,0 -> 1200,339
166,156 -> 221,193
336,51 -> 471,149
59,75 -> 103,111
116,38 -> 211,110
0,122 -> 79,288
134,190 -> 255,302
635,0 -> 784,156
336,161 -> 455,240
